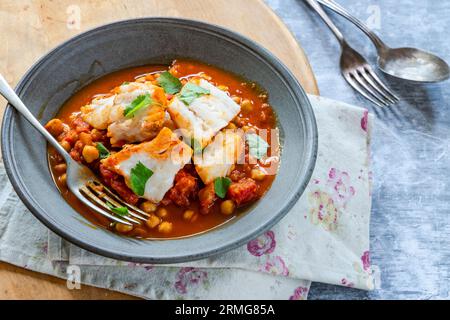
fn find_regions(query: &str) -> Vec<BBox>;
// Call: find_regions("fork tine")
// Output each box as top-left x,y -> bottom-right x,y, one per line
73,188 -> 133,225
343,72 -> 385,108
363,66 -> 400,102
95,182 -> 151,218
350,72 -> 391,106
86,182 -> 149,221
80,186 -> 141,224
359,69 -> 397,104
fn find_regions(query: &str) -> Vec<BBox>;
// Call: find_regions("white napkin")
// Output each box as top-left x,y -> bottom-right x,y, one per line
0,95 -> 374,299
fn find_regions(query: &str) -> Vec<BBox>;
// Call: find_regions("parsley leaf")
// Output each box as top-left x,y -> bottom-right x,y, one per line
157,71 -> 182,94
191,137 -> 203,155
106,202 -> 129,217
179,83 -> 210,105
96,142 -> 110,159
123,94 -> 153,118
130,161 -> 153,196
214,177 -> 232,199
246,133 -> 269,159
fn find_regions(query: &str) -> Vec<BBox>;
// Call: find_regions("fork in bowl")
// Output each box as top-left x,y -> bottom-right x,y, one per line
0,74 -> 149,227
305,0 -> 399,107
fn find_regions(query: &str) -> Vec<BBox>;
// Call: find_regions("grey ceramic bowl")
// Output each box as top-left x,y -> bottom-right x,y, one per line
2,18 -> 317,263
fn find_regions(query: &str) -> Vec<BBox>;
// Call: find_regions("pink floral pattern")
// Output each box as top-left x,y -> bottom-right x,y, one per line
260,256 -> 289,276
247,230 -> 276,256
289,286 -> 309,300
361,251 -> 370,271
341,278 -> 355,288
174,267 -> 208,294
327,168 -> 355,207
308,190 -> 339,231
361,110 -> 368,132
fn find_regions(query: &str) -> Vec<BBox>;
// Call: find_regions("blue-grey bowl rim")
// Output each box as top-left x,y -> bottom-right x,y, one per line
1,17 -> 318,263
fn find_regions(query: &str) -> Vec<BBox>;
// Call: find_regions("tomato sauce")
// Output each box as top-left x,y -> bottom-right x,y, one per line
48,59 -> 279,239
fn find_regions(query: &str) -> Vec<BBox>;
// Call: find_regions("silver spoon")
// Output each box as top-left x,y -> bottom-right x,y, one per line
318,0 -> 450,83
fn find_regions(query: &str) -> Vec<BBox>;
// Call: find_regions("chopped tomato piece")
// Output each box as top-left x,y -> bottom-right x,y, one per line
71,116 -> 91,133
198,183 -> 218,215
99,164 -> 139,205
227,178 -> 259,206
167,169 -> 199,207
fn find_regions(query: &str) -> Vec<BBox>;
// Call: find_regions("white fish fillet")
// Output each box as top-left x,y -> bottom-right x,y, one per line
195,130 -> 244,184
167,79 -> 241,147
101,127 -> 193,203
81,82 -> 166,145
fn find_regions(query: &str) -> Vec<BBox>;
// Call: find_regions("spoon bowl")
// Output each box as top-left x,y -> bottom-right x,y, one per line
378,47 -> 450,83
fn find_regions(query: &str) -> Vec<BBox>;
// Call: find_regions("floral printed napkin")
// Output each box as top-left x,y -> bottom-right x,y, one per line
0,94 -> 374,299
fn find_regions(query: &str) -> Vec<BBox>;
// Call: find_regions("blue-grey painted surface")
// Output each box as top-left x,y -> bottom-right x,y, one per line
265,0 -> 449,299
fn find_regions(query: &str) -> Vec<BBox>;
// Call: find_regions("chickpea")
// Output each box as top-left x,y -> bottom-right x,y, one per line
59,173 -> 67,185
82,145 -> 99,163
158,221 -> 173,234
79,132 -> 93,146
60,140 -> 71,152
140,201 -> 157,213
115,223 -> 133,233
54,163 -> 67,173
45,119 -> 65,137
156,207 -> 168,218
146,215 -> 161,229
217,85 -> 229,91
251,168 -> 266,181
220,200 -> 236,215
183,209 -> 195,221
240,99 -> 253,113
232,96 -> 241,104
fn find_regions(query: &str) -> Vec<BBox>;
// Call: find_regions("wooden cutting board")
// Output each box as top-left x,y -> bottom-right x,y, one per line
0,0 -> 319,299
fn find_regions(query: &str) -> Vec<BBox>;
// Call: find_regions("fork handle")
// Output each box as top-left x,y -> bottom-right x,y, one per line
0,74 -> 71,162
305,0 -> 345,45
317,0 -> 388,53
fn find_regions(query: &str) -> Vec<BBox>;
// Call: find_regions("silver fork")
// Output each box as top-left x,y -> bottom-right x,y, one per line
305,0 -> 399,107
0,74 -> 150,226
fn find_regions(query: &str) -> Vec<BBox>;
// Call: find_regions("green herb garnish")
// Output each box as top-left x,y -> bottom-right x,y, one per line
123,94 -> 153,118
122,81 -> 130,85
246,133 -> 269,159
106,202 -> 129,217
96,142 -> 110,159
214,177 -> 232,199
179,83 -> 210,105
157,71 -> 182,94
191,137 -> 203,155
130,161 -> 153,196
